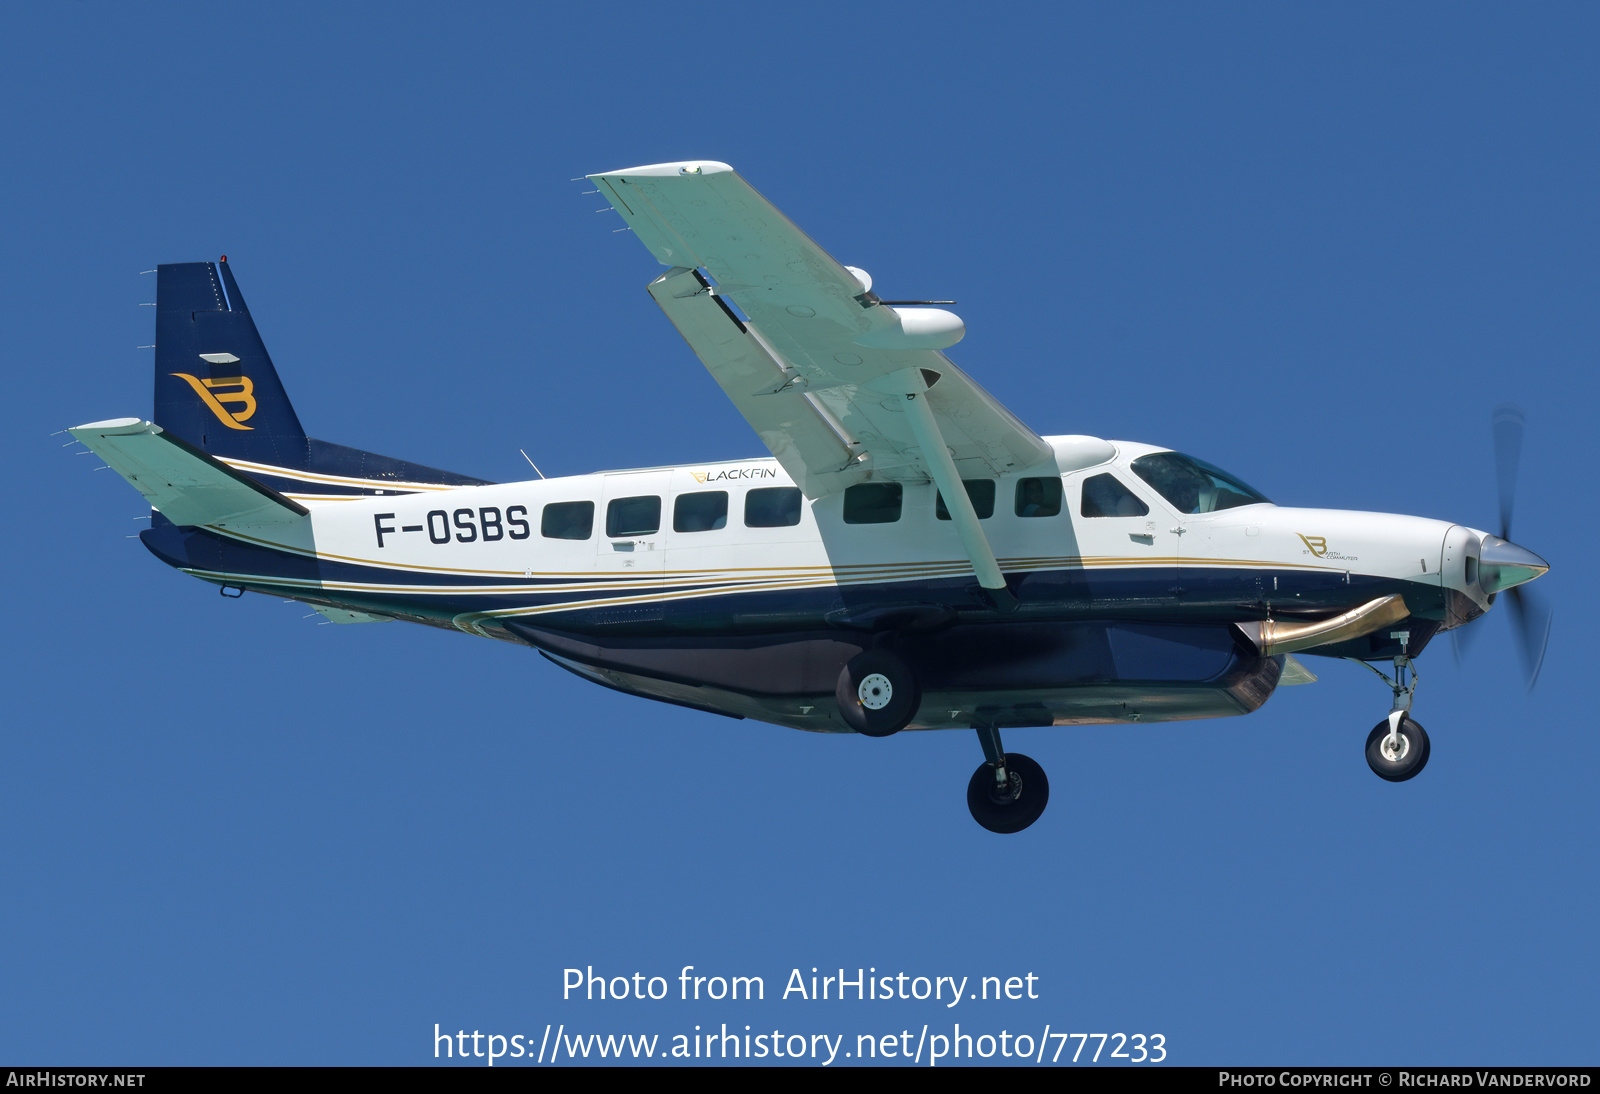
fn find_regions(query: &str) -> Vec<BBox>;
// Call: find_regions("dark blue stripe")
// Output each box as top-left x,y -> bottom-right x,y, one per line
141,517 -> 1447,661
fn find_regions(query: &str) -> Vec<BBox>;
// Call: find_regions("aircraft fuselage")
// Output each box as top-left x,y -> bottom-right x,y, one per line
137,435 -> 1482,733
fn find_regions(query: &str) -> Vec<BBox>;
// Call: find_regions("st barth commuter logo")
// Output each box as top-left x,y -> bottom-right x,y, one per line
1298,533 -> 1359,561
171,373 -> 258,430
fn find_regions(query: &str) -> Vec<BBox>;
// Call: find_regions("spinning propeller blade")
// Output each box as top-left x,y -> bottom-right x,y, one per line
1490,403 -> 1550,691
1493,403 -> 1524,542
1506,583 -> 1552,691
1449,620 -> 1481,666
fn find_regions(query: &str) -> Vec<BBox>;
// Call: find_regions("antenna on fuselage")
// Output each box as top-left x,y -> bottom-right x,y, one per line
519,449 -> 546,479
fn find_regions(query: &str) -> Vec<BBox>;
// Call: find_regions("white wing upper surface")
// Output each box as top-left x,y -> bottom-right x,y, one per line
590,161 -> 1052,498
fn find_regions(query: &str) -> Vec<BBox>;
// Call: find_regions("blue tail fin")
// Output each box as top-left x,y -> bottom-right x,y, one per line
155,260 -> 304,461
154,259 -> 489,496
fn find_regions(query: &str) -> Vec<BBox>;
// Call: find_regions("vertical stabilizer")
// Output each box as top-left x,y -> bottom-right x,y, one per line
149,258 -> 490,498
154,259 -> 310,466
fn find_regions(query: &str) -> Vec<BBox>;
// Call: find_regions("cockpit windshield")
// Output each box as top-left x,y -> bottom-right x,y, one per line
1129,451 -> 1271,514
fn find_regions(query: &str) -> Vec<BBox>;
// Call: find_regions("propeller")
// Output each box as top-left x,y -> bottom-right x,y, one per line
1488,404 -> 1552,689
1493,404 -> 1523,543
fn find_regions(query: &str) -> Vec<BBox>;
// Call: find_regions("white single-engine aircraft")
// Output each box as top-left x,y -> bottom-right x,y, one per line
72,161 -> 1551,832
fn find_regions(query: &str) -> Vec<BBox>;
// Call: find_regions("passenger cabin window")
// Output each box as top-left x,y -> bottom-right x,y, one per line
745,487 -> 803,528
606,495 -> 661,538
541,500 -> 594,540
1080,473 -> 1149,517
842,483 -> 903,524
935,480 -> 996,520
673,491 -> 728,532
1130,452 -> 1270,514
1014,477 -> 1063,517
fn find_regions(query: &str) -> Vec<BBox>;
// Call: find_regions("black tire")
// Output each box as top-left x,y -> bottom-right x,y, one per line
1365,716 -> 1431,782
836,649 -> 920,737
966,752 -> 1050,834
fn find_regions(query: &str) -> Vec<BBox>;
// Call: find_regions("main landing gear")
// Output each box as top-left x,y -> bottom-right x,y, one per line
1349,633 -> 1431,783
836,649 -> 921,737
838,651 -> 1049,832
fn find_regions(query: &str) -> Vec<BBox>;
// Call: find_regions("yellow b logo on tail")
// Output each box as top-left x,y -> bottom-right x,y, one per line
171,373 -> 257,430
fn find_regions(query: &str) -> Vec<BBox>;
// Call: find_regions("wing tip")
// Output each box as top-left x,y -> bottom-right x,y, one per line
589,160 -> 734,180
69,417 -> 150,436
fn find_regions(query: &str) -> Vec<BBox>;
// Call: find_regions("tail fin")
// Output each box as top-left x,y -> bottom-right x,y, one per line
155,259 -> 306,463
154,258 -> 490,497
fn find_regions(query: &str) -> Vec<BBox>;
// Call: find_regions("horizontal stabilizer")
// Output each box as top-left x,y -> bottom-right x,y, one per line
69,417 -> 309,527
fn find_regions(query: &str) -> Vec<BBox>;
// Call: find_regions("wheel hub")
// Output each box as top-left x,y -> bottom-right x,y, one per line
988,769 -> 1022,805
1380,732 -> 1410,763
857,673 -> 893,710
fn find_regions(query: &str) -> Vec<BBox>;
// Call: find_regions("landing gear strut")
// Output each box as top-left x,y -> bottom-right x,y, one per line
966,724 -> 1049,834
1349,631 -> 1431,782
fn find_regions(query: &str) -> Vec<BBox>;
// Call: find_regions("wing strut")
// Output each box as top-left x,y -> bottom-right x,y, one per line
879,368 -> 1017,612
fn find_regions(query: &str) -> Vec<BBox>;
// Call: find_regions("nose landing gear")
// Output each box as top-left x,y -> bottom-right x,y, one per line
1365,714 -> 1430,782
1349,631 -> 1431,782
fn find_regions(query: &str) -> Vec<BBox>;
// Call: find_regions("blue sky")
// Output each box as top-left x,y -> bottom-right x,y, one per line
3,2 -> 1596,1066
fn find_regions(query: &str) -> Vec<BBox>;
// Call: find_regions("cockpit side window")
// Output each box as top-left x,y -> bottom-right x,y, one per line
1130,452 -> 1270,514
1080,473 -> 1149,517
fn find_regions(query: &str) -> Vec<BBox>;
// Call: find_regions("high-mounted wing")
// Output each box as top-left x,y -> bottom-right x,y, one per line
589,162 -> 1053,501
